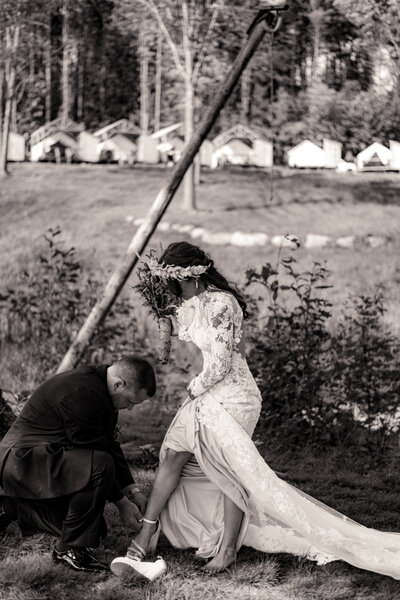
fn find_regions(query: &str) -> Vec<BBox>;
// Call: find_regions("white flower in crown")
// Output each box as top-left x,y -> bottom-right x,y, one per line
146,257 -> 210,280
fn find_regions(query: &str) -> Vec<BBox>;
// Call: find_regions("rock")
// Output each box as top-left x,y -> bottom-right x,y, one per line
170,224 -> 194,233
271,234 -> 299,248
230,231 -> 268,247
365,235 -> 386,248
202,231 -> 233,245
336,235 -> 355,248
305,234 -> 331,248
190,227 -> 206,240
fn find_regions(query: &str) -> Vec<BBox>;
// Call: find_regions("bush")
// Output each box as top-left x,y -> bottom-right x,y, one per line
246,253 -> 400,455
0,227 -> 148,392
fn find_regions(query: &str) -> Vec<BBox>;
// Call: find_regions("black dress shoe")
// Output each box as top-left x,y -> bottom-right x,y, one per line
52,547 -> 108,572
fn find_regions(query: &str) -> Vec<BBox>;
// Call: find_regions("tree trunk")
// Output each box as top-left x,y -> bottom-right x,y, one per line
45,11 -> 52,123
139,17 -> 150,134
154,28 -> 162,132
182,2 -> 195,211
29,26 -> 35,83
0,27 -> 19,178
240,66 -> 250,123
0,68 -> 4,142
77,35 -> 85,120
309,2 -> 324,84
11,98 -> 17,131
0,81 -> 14,177
98,29 -> 106,122
61,0 -> 70,124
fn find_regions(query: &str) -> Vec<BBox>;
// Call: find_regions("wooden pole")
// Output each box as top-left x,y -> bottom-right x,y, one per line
57,13 -> 279,372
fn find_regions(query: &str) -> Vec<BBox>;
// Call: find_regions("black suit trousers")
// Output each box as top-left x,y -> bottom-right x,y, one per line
3,450 -> 115,549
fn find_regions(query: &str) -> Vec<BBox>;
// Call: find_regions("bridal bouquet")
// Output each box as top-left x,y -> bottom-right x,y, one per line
135,250 -> 177,364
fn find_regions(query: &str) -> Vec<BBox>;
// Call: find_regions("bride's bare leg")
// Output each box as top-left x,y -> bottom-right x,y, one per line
202,495 -> 243,572
131,449 -> 192,554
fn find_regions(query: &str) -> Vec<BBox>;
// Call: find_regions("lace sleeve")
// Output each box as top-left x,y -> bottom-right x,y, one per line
175,304 -> 191,342
188,294 -> 236,397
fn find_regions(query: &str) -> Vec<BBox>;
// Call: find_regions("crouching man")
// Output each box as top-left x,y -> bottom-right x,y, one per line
0,355 -> 156,572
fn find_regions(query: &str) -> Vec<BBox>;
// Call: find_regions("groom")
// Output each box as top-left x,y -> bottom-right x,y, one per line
0,355 -> 156,572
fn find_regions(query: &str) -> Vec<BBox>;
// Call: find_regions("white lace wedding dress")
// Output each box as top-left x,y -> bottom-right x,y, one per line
159,288 -> 400,579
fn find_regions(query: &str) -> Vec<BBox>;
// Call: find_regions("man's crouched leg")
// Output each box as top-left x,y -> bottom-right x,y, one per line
3,450 -> 115,571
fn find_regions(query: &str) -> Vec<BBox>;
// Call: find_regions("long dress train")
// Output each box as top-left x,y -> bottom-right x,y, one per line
159,288 -> 400,579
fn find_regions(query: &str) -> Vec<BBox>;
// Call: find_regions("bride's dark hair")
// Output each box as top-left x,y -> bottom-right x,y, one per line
160,241 -> 248,319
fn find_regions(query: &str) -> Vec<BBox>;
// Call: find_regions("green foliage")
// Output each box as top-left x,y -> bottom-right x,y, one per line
246,253 -> 400,454
0,227 -> 144,384
2,0 -> 400,151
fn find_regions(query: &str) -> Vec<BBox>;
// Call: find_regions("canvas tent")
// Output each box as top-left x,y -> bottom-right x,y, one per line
31,131 -> 78,162
7,132 -> 25,161
136,135 -> 159,164
323,139 -> 342,168
356,142 -> 392,170
30,118 -> 83,162
77,131 -> 100,163
97,133 -> 137,164
151,123 -> 183,164
287,139 -> 338,168
212,124 -> 272,168
389,141 -> 400,170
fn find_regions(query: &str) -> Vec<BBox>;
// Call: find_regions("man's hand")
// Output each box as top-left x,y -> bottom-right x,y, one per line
129,491 -> 147,513
115,496 -> 142,532
122,484 -> 148,514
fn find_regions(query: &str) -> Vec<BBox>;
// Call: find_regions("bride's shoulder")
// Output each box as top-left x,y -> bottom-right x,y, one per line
204,288 -> 239,313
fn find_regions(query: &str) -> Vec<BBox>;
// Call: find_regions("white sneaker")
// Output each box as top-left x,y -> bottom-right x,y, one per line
110,556 -> 167,581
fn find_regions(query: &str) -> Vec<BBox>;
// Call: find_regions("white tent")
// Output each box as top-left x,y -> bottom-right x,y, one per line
389,141 -> 400,170
7,132 -> 25,162
287,140 -> 326,168
30,118 -> 82,162
136,135 -> 159,164
77,131 -> 100,163
98,133 -> 137,164
212,124 -> 272,168
323,139 -> 342,168
31,131 -> 78,162
356,142 -> 392,170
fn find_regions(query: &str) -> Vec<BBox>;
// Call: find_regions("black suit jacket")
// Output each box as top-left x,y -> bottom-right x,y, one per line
0,365 -> 134,501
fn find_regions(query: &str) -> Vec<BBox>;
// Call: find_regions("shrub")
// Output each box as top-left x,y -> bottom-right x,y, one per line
246,254 -> 400,455
0,227 -> 148,392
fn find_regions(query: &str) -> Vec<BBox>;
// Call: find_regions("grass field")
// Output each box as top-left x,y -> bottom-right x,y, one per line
1,163 -> 399,323
1,163 -> 400,599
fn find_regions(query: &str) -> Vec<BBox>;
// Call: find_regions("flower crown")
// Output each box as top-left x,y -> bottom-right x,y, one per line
146,256 -> 210,281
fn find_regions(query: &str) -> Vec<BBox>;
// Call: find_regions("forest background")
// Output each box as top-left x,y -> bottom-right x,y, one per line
1,0 -> 400,166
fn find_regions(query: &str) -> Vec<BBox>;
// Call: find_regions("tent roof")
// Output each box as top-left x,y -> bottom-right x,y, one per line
356,142 -> 391,162
287,140 -> 323,155
151,123 -> 183,139
31,118 -> 83,145
213,124 -> 268,149
94,119 -> 141,138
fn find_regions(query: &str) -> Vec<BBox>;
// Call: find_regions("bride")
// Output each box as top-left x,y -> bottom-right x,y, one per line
111,241 -> 400,580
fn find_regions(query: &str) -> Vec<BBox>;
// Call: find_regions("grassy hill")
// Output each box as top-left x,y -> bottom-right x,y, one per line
1,163 -> 399,318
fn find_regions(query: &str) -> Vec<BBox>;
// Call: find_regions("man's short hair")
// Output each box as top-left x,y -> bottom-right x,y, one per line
114,355 -> 156,397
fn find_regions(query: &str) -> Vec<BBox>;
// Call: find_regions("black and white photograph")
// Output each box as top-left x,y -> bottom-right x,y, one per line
1,1 -> 400,598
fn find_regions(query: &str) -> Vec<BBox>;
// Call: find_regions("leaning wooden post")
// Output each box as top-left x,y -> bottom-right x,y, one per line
57,4 -> 287,372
